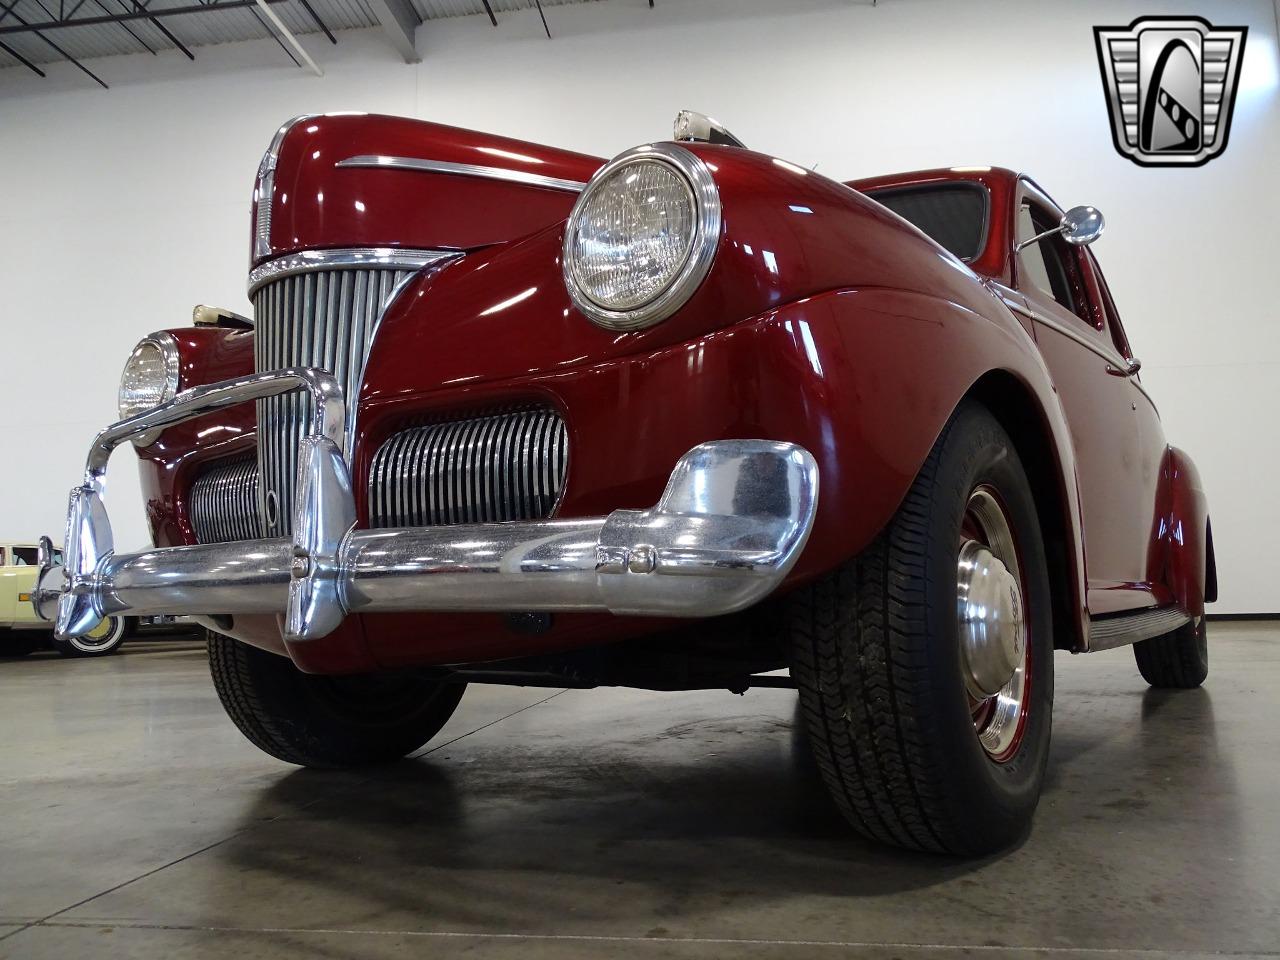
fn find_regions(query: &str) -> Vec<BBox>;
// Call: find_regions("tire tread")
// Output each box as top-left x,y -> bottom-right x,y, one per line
788,401 -> 1052,856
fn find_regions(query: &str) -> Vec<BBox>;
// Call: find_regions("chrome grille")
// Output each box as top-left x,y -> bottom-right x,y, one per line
253,267 -> 413,536
189,456 -> 261,544
369,408 -> 568,528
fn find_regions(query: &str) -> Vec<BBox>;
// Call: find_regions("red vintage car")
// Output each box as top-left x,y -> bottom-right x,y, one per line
34,111 -> 1215,856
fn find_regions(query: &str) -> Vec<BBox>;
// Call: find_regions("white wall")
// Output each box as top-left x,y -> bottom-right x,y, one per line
2,0 -> 1277,612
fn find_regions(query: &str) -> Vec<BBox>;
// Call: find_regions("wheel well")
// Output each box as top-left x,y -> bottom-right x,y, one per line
967,372 -> 1081,651
1204,517 -> 1218,604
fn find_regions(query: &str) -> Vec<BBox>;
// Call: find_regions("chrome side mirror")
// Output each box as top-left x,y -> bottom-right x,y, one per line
1015,205 -> 1106,252
1061,205 -> 1105,246
673,110 -> 746,148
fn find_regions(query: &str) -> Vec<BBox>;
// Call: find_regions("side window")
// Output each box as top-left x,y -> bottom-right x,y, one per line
0,547 -> 6,566
1089,251 -> 1135,360
866,183 -> 989,262
1017,203 -> 1092,324
12,547 -> 38,566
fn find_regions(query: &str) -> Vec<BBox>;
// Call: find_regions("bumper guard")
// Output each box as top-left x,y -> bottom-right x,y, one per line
32,368 -> 819,643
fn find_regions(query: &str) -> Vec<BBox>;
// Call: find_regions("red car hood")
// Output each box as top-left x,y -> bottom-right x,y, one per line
253,113 -> 603,263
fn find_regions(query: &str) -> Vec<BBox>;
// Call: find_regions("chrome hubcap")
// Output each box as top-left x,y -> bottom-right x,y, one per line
957,488 -> 1029,761
957,541 -> 1024,699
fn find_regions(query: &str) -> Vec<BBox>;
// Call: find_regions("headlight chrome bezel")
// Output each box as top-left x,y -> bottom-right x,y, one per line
118,333 -> 181,437
563,143 -> 722,332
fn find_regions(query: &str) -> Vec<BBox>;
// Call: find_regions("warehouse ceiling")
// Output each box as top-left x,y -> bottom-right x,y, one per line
0,0 -> 618,86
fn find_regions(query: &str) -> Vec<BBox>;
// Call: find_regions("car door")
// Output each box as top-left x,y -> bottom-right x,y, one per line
1084,254 -> 1168,603
6,546 -> 44,626
0,547 -> 15,627
1014,182 -> 1160,615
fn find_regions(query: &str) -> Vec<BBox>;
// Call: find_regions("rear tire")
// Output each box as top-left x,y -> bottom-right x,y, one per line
207,630 -> 465,767
1134,617 -> 1208,688
787,400 -> 1054,856
52,616 -> 128,658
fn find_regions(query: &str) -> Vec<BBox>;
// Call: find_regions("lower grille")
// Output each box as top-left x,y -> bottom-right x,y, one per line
189,456 -> 261,543
369,408 -> 568,528
253,267 -> 415,536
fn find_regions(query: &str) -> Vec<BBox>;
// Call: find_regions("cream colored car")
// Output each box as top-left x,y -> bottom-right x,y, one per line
0,543 -> 129,657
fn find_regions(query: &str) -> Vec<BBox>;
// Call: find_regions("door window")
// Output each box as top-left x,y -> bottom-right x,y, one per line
1089,250 -> 1136,361
1017,203 -> 1092,324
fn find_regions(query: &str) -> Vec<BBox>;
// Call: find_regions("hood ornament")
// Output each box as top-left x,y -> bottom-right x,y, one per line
673,110 -> 746,148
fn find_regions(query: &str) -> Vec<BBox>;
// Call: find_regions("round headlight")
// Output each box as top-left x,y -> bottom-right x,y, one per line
118,334 -> 180,421
564,144 -> 721,331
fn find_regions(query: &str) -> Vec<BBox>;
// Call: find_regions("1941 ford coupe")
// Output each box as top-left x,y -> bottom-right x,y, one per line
33,111 -> 1215,856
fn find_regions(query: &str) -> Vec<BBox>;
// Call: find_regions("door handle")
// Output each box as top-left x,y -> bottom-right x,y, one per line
1106,357 -> 1142,377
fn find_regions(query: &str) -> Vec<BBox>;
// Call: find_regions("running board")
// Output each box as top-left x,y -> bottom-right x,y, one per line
1088,606 -> 1191,651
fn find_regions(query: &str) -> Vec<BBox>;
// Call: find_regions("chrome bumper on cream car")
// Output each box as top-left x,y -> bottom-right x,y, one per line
32,369 -> 819,644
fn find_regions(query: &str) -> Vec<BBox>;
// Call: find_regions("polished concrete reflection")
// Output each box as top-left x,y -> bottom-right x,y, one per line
1,624 -> 1277,959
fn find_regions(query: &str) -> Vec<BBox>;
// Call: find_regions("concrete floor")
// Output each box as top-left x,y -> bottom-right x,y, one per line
0,624 -> 1277,959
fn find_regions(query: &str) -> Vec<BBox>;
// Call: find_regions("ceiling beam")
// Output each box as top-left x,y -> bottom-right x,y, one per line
366,0 -> 419,63
0,0 -> 289,35
123,0 -> 196,60
0,36 -> 46,75
0,3 -> 107,85
252,0 -> 322,74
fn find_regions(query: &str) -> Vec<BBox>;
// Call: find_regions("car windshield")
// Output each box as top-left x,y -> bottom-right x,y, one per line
865,183 -> 989,262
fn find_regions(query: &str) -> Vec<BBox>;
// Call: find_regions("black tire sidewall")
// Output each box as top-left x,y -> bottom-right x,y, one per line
921,404 -> 1055,845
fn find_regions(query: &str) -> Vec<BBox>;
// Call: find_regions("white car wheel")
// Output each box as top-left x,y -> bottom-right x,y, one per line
56,616 -> 129,658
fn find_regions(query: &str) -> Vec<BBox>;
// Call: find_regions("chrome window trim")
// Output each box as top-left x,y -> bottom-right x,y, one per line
335,154 -> 588,193
254,115 -> 314,260
997,293 -> 1157,407
1002,297 -> 1128,370
247,247 -> 460,296
562,143 -> 722,332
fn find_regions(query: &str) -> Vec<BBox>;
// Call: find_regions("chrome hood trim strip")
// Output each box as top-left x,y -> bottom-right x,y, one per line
254,115 -> 314,260
336,154 -> 588,193
247,248 -> 460,296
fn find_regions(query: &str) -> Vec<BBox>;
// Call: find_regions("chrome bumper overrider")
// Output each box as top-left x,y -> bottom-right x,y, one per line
32,368 -> 819,644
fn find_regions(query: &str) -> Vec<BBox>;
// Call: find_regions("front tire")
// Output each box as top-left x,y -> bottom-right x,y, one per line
53,615 -> 128,658
787,400 -> 1054,856
207,630 -> 465,767
1134,617 -> 1208,688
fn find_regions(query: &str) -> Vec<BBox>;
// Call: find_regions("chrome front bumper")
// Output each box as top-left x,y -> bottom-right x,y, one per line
33,368 -> 819,643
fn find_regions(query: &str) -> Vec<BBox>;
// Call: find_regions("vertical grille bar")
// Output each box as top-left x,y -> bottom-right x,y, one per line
190,456 -> 261,544
368,408 -> 569,529
252,266 -> 412,537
